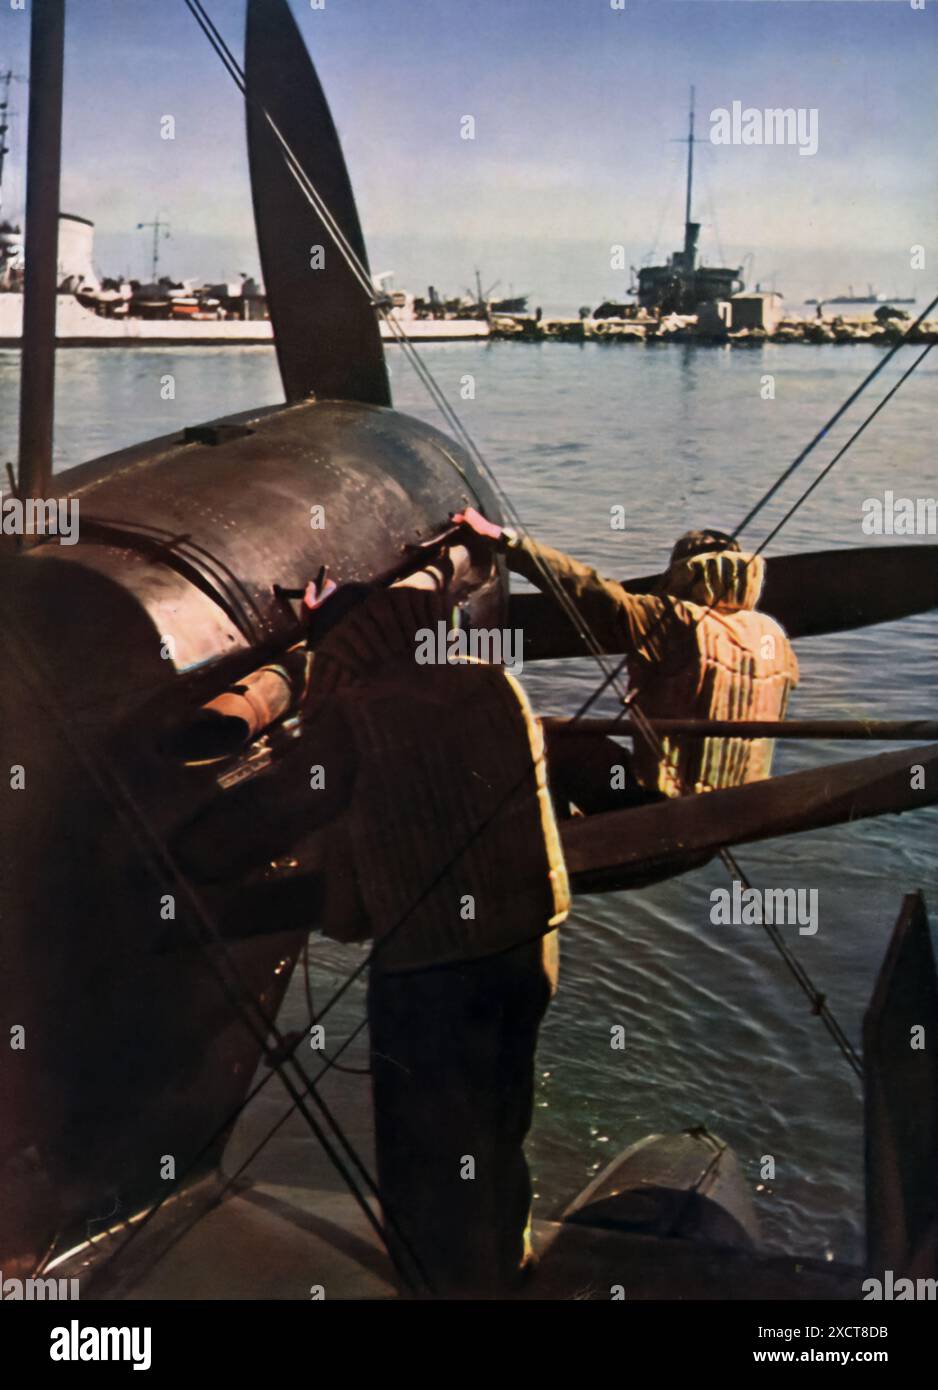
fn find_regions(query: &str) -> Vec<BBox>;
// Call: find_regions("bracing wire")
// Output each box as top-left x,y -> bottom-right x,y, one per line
733,290 -> 938,540
754,344 -> 933,557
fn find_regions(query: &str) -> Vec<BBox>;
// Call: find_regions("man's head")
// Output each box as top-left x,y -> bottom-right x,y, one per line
664,528 -> 764,610
668,528 -> 741,568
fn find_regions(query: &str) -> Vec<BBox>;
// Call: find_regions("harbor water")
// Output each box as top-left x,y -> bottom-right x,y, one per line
2,340 -> 935,1267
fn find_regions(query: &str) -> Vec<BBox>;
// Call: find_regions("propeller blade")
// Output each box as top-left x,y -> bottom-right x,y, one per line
759,544 -> 938,638
864,891 -> 938,1276
562,743 -> 938,894
245,0 -> 390,405
511,545 -> 938,659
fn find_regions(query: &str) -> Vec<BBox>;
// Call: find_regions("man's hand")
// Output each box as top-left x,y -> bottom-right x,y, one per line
303,576 -> 338,610
451,507 -> 505,544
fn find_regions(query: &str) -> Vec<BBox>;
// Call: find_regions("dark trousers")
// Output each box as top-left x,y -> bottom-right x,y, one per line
367,937 -> 553,1298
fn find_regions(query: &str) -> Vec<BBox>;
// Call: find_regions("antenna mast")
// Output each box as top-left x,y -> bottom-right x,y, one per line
679,83 -> 702,271
0,69 -> 15,215
136,215 -> 170,283
685,84 -> 695,230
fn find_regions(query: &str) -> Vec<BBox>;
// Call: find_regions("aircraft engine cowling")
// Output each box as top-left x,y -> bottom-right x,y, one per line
0,397 -> 505,1267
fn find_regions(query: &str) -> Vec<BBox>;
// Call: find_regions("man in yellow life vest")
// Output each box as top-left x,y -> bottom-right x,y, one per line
454,511 -> 799,807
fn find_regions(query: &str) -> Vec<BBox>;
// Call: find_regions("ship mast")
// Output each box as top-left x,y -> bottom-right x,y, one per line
137,214 -> 171,284
18,0 -> 65,506
682,84 -> 698,268
0,70 -> 14,217
684,84 -> 695,234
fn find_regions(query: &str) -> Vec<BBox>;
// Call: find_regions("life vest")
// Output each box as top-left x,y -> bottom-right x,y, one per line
629,551 -> 799,798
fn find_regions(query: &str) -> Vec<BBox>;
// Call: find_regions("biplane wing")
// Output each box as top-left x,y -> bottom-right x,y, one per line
512,544 -> 938,659
563,742 -> 938,893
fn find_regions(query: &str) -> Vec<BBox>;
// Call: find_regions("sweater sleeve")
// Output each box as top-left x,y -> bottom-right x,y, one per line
507,536 -> 694,663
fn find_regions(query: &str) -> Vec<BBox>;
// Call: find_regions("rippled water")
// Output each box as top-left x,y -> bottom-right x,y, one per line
2,340 -> 935,1264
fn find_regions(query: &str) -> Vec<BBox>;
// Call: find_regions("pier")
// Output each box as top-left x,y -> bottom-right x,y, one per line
490,304 -> 938,348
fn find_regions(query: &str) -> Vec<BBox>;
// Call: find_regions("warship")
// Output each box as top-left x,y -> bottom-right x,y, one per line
1,0 -> 936,1303
0,75 -> 486,347
631,87 -> 745,316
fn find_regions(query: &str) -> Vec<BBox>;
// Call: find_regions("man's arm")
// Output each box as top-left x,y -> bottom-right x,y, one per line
509,535 -> 667,656
453,510 -> 693,662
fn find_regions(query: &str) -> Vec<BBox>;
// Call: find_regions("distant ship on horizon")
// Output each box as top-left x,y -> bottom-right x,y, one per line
806,285 -> 917,306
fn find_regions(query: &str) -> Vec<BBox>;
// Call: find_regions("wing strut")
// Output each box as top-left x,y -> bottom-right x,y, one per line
18,0 -> 65,505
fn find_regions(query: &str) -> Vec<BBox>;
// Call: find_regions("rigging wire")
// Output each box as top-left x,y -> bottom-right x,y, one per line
494,332 -> 934,1076
189,0 -> 937,702
719,848 -> 863,1077
754,344 -> 933,556
732,290 -> 938,540
556,645 -> 867,1076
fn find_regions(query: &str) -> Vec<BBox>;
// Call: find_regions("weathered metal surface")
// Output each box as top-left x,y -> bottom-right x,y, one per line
245,0 -> 390,405
864,892 -> 938,1280
562,743 -> 938,893
511,545 -> 938,659
32,399 -> 505,668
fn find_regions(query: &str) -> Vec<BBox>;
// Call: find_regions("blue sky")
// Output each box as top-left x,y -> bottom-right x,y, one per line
1,0 -> 935,307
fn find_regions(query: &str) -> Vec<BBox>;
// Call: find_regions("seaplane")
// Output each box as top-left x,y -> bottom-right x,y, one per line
1,0 -> 935,1300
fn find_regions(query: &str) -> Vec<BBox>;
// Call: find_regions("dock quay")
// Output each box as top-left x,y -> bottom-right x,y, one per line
491,305 -> 938,348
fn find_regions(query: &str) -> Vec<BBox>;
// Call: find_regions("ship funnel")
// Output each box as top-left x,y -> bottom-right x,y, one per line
683,220 -> 700,267
57,213 -> 99,292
